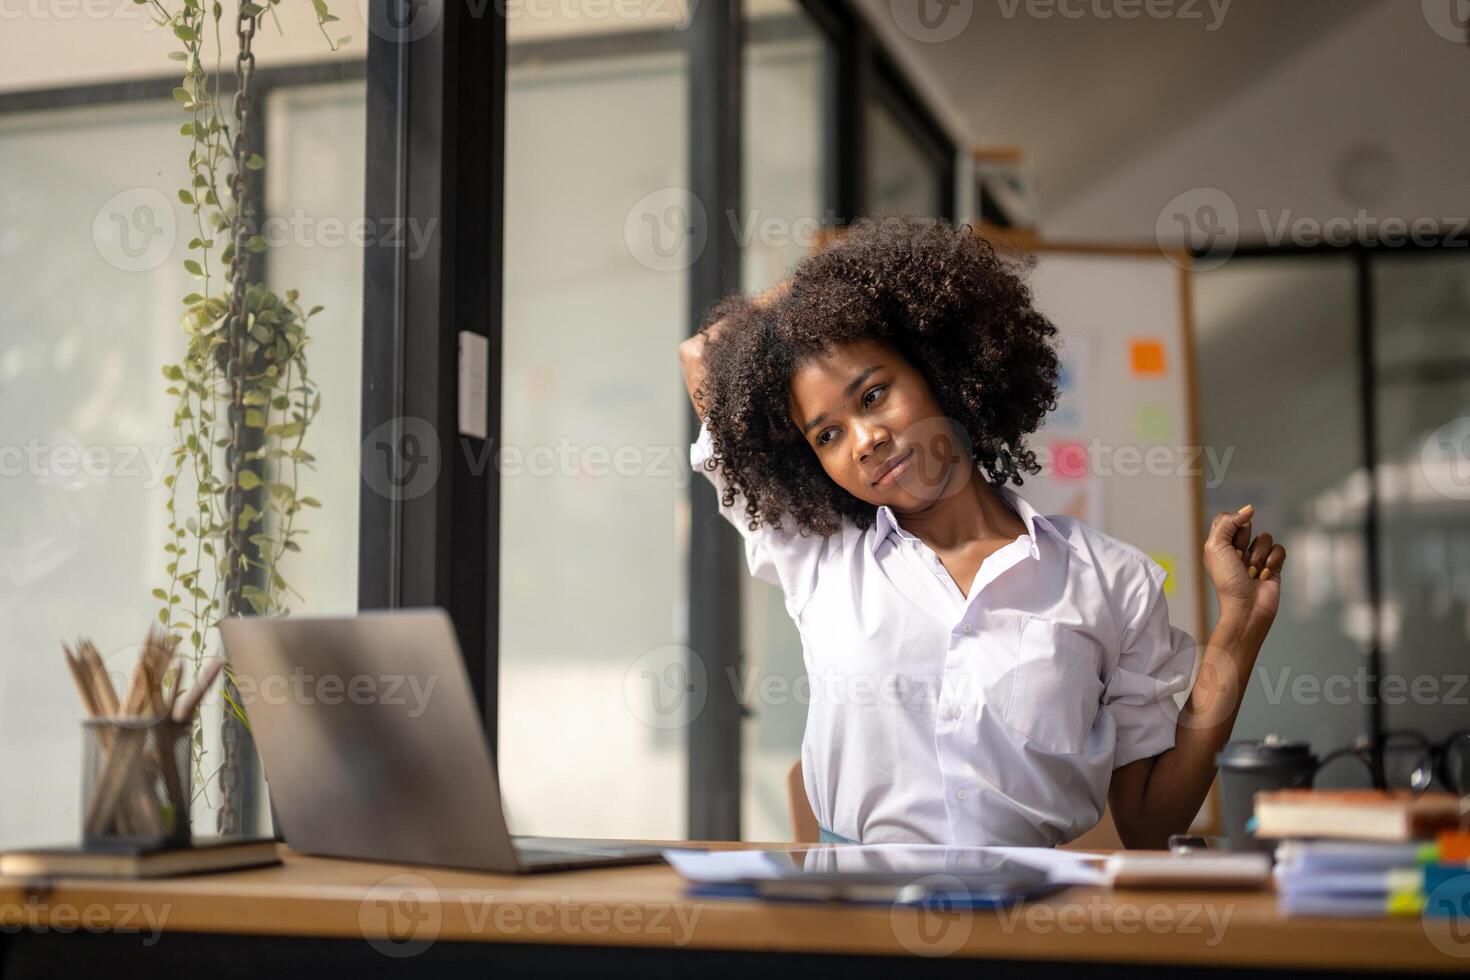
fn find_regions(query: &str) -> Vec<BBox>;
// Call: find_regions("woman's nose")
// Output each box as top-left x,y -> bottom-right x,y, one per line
853,423 -> 889,462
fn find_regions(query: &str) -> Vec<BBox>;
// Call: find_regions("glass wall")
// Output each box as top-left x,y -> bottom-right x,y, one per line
1193,256 -> 1372,781
739,0 -> 831,842
497,29 -> 690,839
263,82 -> 367,622
1197,249 -> 1470,788
1370,253 -> 1470,750
0,101 -> 193,846
0,63 -> 366,846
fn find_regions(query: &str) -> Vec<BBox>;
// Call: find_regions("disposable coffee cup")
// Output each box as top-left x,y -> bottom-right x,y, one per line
1217,735 -> 1317,854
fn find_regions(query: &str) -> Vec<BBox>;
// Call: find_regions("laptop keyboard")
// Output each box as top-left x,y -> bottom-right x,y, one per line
512,836 -> 663,866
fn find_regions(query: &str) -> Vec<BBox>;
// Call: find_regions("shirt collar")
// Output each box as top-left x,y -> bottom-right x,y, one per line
870,482 -> 1060,560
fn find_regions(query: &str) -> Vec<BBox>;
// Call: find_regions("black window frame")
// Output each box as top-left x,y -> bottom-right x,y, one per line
863,53 -> 957,219
359,0 -> 506,743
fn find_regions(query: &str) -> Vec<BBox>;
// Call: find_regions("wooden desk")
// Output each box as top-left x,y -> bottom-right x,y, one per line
0,841 -> 1463,978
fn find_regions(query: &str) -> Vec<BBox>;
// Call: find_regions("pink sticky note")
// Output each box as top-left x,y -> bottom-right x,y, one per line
1052,440 -> 1089,480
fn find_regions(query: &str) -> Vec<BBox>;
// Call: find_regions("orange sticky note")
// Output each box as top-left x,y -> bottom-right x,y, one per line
1130,339 -> 1167,376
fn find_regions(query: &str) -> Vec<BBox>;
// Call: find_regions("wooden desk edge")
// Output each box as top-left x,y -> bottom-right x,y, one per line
0,842 -> 1462,973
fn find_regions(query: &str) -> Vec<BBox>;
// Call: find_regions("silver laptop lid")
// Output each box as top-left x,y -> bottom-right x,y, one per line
219,609 -> 520,871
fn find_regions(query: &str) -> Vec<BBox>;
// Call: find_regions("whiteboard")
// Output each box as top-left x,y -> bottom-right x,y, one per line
1021,249 -> 1206,642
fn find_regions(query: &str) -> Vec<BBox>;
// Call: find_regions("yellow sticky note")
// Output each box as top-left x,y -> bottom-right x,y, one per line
1148,552 -> 1177,597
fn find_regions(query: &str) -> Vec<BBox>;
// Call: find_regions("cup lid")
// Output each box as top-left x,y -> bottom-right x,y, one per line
1217,735 -> 1316,769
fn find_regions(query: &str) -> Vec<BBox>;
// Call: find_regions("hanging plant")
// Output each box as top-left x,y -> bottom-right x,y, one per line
138,0 -> 348,822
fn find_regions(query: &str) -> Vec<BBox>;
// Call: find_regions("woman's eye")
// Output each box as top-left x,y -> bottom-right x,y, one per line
816,429 -> 837,447
863,384 -> 886,406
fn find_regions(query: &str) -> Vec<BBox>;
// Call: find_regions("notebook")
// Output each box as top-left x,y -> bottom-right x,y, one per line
0,837 -> 280,879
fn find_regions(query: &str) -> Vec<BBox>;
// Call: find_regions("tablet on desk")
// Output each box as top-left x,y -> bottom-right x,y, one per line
669,844 -> 1076,906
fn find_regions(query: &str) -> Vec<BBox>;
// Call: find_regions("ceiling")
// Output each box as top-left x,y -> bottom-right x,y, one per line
871,0 -> 1383,218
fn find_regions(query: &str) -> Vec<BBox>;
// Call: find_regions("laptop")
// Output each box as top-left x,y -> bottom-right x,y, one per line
218,609 -> 665,873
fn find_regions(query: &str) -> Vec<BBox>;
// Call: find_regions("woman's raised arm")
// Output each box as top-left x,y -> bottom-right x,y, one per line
678,280 -> 789,418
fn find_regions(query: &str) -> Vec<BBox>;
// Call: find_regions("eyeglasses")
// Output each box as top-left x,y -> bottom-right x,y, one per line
1311,729 -> 1470,795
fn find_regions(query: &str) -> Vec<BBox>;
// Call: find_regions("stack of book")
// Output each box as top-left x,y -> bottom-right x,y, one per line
1273,837 -> 1469,917
1255,789 -> 1469,917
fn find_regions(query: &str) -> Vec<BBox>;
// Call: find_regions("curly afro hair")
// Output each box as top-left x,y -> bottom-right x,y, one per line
696,215 -> 1062,537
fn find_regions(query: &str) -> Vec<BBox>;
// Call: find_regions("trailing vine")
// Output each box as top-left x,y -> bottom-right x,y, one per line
140,0 -> 347,807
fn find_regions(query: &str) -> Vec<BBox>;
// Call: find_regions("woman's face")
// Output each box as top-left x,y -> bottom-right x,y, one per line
787,337 -> 972,512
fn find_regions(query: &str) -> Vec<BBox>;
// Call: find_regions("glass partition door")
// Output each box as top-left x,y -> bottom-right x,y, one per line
497,35 -> 691,840
1195,245 -> 1470,789
1370,252 -> 1470,755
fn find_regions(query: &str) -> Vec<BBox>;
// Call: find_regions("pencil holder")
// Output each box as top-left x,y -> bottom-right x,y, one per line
80,716 -> 192,850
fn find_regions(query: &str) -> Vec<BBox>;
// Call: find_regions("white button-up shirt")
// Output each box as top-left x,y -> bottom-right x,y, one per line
692,424 -> 1196,847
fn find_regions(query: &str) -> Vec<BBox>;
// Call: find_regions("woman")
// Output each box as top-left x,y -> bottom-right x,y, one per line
678,216 -> 1286,849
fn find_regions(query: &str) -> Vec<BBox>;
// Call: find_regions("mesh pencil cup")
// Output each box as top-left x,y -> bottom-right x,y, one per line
81,716 -> 192,849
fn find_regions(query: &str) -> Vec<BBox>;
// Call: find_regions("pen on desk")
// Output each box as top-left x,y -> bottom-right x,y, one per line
161,653 -> 224,834
61,642 -> 100,717
147,635 -> 190,829
77,639 -> 121,717
172,657 -> 224,725
86,658 -> 166,836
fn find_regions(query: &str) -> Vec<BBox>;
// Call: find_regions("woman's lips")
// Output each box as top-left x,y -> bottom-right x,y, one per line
872,448 -> 915,487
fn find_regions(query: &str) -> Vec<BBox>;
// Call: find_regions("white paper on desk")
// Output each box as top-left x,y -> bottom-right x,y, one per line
984,846 -> 1109,885
663,844 -> 1107,886
663,848 -> 788,883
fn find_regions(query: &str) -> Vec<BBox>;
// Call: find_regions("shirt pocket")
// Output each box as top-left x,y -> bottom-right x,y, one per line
998,614 -> 1106,755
